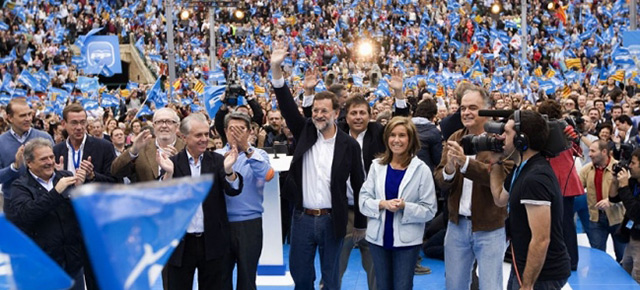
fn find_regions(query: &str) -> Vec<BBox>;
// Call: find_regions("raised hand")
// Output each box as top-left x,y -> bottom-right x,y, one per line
55,156 -> 65,171
389,68 -> 404,93
131,129 -> 153,155
75,168 -> 87,186
80,156 -> 95,180
13,145 -> 24,169
54,176 -> 77,194
156,151 -> 174,179
223,145 -> 239,177
303,67 -> 321,93
270,41 -> 289,68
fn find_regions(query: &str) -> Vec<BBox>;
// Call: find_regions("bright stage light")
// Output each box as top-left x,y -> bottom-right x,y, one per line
357,41 -> 374,58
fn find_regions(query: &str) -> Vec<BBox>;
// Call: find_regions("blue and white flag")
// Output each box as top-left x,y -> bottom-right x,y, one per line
77,77 -> 100,93
203,85 -> 226,118
0,214 -> 73,290
146,77 -> 166,108
70,177 -> 212,290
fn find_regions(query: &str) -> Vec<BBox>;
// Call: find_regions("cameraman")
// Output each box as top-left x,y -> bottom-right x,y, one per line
489,110 -> 571,289
610,149 -> 640,283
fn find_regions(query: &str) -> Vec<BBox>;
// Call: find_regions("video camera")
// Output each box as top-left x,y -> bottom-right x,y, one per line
613,143 -> 634,175
460,110 -> 573,157
223,68 -> 247,107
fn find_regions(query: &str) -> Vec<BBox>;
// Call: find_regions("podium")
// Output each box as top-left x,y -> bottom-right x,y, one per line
256,154 -> 294,286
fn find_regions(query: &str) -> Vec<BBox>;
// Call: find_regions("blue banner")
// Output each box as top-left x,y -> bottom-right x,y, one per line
0,214 -> 73,289
204,85 -> 226,118
70,177 -> 212,290
83,36 -> 122,75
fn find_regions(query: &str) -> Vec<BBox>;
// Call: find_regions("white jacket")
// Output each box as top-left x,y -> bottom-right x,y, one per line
359,157 -> 437,247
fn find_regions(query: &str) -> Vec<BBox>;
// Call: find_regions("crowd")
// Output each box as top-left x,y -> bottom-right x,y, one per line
1,0 -> 640,289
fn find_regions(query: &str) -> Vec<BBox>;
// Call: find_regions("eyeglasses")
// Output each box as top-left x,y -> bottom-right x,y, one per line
154,119 -> 178,126
69,120 -> 87,127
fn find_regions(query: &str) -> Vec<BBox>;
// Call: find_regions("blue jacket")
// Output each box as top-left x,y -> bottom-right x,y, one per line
359,157 -> 437,247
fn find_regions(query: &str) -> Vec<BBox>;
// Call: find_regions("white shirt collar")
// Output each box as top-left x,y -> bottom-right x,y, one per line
316,124 -> 338,142
66,134 -> 87,151
10,127 -> 31,139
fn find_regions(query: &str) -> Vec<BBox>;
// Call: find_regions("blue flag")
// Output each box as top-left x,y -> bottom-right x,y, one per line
147,77 -> 166,108
70,177 -> 212,289
0,214 -> 73,289
23,48 -> 32,63
203,85 -> 226,118
76,77 -> 100,93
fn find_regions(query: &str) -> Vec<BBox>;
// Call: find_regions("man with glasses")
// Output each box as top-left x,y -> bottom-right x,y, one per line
52,103 -> 117,290
111,108 -> 185,183
0,99 -> 53,211
53,103 -> 116,183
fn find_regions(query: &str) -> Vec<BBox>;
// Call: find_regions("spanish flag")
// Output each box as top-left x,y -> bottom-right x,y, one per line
556,5 -> 568,25
193,80 -> 205,95
436,85 -> 445,98
612,70 -> 625,82
562,86 -> 571,98
534,67 -> 543,77
565,58 -> 582,70
545,69 -> 555,79
172,78 -> 182,91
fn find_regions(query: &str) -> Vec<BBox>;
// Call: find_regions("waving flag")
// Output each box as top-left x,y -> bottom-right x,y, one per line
147,77 -> 166,108
204,85 -> 226,118
0,214 -> 73,289
71,177 -> 212,290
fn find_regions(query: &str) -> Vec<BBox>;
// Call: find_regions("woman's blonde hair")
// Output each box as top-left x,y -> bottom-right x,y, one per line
377,117 -> 420,168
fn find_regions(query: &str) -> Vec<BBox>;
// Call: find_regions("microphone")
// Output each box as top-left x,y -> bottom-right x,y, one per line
478,110 -> 514,118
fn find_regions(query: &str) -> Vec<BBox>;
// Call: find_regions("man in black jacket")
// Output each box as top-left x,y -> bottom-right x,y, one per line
157,113 -> 243,290
270,42 -> 365,290
53,103 -> 117,183
7,138 -> 87,290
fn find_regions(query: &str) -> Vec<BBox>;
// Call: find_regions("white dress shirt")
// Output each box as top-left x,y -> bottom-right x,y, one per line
65,135 -> 87,174
185,150 -> 240,233
30,170 -> 54,191
302,129 -> 337,209
346,129 -> 367,206
10,127 -> 32,144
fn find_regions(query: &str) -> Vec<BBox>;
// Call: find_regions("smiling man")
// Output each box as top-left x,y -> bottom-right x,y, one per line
435,86 -> 511,290
270,43 -> 365,290
0,99 -> 53,209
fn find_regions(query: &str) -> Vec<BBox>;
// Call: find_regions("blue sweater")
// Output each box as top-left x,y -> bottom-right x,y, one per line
0,128 -> 54,199
216,146 -> 272,222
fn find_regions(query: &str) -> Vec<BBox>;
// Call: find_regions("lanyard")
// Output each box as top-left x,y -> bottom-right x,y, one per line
68,139 -> 83,170
510,159 -> 529,190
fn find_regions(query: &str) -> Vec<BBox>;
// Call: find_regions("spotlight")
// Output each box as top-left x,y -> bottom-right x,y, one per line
233,9 -> 245,20
491,3 -> 502,14
547,1 -> 557,10
180,10 -> 190,21
357,40 -> 374,58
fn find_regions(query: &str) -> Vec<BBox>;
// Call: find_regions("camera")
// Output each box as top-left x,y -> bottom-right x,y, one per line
223,68 -> 247,107
460,110 -> 572,157
613,143 -> 634,175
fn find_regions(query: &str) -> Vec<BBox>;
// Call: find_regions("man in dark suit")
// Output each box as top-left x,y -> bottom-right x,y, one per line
439,82 -> 474,141
6,138 -> 87,290
270,43 -> 365,290
53,103 -> 117,183
156,113 -> 243,290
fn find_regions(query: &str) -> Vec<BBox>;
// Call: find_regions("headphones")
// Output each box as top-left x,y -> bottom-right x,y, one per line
513,110 -> 529,152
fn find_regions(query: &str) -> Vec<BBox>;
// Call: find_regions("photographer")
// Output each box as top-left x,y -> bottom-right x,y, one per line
489,110 -> 571,289
610,149 -> 640,283
214,85 -> 264,145
579,140 -> 627,262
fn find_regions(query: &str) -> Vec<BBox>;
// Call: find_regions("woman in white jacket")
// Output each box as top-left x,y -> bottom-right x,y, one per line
359,116 -> 437,290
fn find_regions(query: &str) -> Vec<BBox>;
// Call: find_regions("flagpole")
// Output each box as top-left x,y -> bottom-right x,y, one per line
134,89 -> 151,119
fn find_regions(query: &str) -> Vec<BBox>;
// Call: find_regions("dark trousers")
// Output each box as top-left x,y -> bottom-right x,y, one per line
289,210 -> 343,290
562,196 -> 579,270
229,218 -> 263,290
507,270 -> 568,289
163,234 -> 233,290
369,244 -> 420,290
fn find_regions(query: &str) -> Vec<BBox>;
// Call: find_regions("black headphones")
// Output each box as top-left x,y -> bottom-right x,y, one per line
513,110 -> 529,152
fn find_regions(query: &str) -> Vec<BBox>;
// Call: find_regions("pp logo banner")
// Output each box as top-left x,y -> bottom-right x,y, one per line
83,36 -> 122,75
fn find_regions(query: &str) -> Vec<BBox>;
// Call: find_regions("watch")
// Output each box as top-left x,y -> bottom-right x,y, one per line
245,147 -> 254,156
225,171 -> 234,176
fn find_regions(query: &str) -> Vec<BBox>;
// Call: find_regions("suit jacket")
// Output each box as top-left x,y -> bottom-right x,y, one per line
167,149 -> 243,266
439,109 -> 463,141
111,138 -> 186,182
53,135 -> 117,183
6,170 -> 85,275
434,129 -> 513,232
274,84 -> 365,238
337,121 -> 385,174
